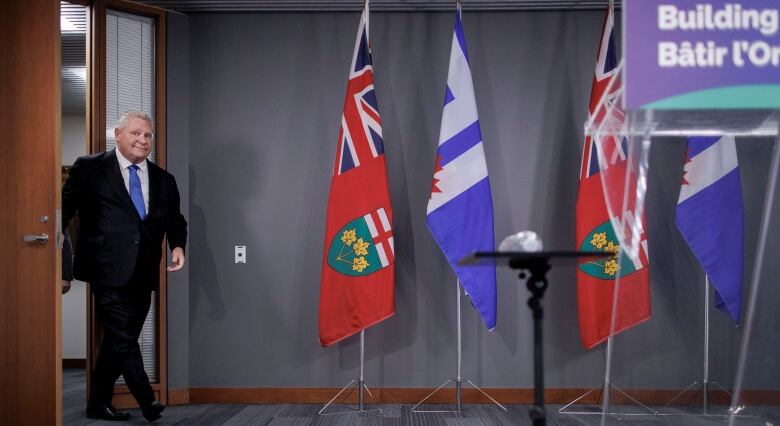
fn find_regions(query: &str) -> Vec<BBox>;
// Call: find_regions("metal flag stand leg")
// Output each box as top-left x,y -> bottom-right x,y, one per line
663,276 -> 736,417
319,330 -> 385,417
411,280 -> 507,418
557,336 -> 658,421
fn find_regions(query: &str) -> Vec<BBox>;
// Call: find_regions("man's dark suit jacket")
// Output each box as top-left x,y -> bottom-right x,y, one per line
62,150 -> 187,289
62,231 -> 73,282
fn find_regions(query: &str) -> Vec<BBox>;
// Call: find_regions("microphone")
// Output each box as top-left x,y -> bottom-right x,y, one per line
498,231 -> 543,252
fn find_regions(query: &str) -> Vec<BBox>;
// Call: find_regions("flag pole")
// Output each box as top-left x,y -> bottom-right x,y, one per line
703,277 -> 711,414
661,275 -> 736,416
700,276 -> 735,414
359,330 -> 365,411
456,277 -> 463,415
411,279 -> 506,416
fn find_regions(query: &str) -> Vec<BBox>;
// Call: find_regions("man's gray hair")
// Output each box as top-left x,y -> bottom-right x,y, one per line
115,111 -> 153,131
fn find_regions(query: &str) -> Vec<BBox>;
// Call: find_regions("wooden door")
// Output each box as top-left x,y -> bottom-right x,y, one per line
0,0 -> 62,425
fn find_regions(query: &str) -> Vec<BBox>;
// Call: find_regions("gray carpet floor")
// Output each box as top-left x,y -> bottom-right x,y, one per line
63,369 -> 779,425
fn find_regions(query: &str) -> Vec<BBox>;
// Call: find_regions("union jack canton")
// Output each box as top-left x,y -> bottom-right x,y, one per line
334,8 -> 384,176
580,7 -> 628,182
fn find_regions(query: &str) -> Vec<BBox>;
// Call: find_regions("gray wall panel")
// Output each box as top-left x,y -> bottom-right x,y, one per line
168,10 -> 780,390
167,11 -> 191,391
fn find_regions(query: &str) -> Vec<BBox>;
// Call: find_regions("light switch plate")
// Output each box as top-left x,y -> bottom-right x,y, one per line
235,245 -> 246,264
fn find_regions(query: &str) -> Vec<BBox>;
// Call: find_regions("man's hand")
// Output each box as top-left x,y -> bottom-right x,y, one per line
168,247 -> 185,272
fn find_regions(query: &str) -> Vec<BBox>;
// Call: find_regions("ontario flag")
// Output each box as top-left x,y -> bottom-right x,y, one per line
575,7 -> 651,349
318,2 -> 395,347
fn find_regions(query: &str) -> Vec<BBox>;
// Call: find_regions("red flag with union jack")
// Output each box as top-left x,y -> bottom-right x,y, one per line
318,3 -> 395,346
575,7 -> 651,349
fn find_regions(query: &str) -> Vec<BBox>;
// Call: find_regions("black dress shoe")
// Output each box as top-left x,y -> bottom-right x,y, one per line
86,404 -> 131,421
142,400 -> 165,422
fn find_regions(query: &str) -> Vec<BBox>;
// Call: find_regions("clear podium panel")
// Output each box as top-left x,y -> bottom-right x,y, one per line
584,102 -> 780,424
726,132 -> 780,424
626,109 -> 780,138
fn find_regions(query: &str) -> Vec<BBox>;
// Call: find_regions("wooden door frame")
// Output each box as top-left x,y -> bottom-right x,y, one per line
87,0 -> 169,407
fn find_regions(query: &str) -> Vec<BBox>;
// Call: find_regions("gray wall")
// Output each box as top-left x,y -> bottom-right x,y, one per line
165,10 -> 780,390
166,12 -> 191,390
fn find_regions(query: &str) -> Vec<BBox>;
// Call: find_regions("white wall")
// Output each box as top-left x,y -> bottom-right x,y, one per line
62,113 -> 86,359
61,283 -> 86,359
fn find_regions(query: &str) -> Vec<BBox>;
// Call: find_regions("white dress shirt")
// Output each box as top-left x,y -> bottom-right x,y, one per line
115,148 -> 150,215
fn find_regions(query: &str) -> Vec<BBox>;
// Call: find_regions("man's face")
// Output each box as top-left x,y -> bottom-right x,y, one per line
115,117 -> 153,164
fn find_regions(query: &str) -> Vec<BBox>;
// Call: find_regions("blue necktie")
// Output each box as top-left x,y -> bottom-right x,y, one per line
128,165 -> 146,220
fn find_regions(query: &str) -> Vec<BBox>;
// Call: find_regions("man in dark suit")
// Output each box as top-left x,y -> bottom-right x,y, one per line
62,111 -> 187,422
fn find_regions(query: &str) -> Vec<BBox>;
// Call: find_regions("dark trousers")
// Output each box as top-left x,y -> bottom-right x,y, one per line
89,281 -> 155,409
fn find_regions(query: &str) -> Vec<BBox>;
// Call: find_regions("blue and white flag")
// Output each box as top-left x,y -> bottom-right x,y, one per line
427,6 -> 497,330
676,135 -> 744,323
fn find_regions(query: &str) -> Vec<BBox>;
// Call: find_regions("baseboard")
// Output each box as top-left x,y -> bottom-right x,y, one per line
62,358 -> 86,369
168,388 -> 190,405
111,385 -> 162,409
184,387 -> 780,405
98,386 -> 780,407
